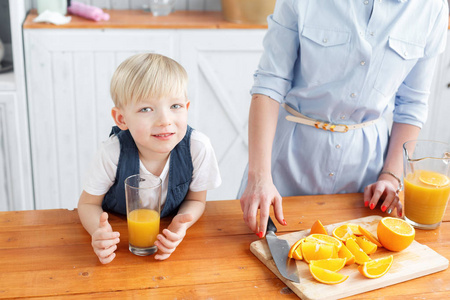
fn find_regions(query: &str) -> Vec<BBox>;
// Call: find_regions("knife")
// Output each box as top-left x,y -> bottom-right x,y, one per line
265,217 -> 300,283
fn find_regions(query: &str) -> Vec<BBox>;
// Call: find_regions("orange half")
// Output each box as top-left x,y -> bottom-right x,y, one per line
377,217 -> 415,252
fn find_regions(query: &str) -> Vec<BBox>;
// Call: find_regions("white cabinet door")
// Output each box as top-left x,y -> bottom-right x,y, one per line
419,31 -> 450,144
179,29 -> 266,200
0,92 -> 33,210
24,29 -> 178,209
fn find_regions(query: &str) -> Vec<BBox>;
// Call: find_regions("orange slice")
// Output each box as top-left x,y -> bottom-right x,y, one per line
309,265 -> 349,285
310,258 -> 347,272
310,220 -> 328,235
345,238 -> 371,264
358,255 -> 394,279
355,236 -> 377,255
419,170 -> 450,187
305,234 -> 343,251
338,244 -> 355,265
288,238 -> 304,260
377,217 -> 415,252
332,224 -> 358,242
301,241 -> 336,263
358,225 -> 383,247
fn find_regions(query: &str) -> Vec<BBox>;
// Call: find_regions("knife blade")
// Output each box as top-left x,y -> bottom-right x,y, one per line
265,216 -> 300,283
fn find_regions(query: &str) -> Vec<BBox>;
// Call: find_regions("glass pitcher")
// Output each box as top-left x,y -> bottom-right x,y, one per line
403,140 -> 450,229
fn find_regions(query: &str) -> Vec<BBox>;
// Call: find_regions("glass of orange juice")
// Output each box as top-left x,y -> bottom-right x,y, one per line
403,140 -> 450,229
125,174 -> 162,256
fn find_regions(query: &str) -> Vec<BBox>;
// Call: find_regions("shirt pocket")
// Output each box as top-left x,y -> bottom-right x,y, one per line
300,26 -> 351,85
374,36 -> 425,97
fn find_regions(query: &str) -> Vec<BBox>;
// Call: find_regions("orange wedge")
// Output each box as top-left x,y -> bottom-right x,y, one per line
358,255 -> 394,279
355,236 -> 377,255
311,220 -> 328,235
358,225 -> 383,247
309,264 -> 349,285
332,224 -> 358,242
288,238 -> 304,260
419,170 -> 450,187
377,217 -> 415,252
345,238 -> 371,264
338,244 -> 355,265
305,234 -> 343,251
301,241 -> 336,263
310,258 -> 347,272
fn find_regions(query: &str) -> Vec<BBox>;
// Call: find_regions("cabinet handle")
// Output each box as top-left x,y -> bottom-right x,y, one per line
447,83 -> 450,89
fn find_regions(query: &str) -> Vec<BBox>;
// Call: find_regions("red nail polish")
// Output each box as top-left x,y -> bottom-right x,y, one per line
399,210 -> 403,217
258,232 -> 263,238
381,205 -> 387,212
370,203 -> 375,210
364,201 -> 369,207
283,219 -> 287,225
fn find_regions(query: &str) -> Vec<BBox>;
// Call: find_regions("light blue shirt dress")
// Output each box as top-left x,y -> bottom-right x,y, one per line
238,0 -> 449,197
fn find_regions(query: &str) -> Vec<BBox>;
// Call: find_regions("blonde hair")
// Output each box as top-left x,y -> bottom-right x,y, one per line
110,53 -> 188,108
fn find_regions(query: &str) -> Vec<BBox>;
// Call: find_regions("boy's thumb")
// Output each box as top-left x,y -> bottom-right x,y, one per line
99,212 -> 109,227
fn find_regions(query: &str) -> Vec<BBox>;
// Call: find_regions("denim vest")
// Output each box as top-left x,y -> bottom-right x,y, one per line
102,126 -> 194,218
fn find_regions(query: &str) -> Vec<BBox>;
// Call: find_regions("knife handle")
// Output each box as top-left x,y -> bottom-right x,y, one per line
267,216 -> 277,233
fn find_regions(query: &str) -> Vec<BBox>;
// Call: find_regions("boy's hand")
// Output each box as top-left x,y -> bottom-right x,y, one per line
91,212 -> 120,264
154,214 -> 194,260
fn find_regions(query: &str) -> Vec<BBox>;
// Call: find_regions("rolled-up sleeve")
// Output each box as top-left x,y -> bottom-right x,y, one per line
250,0 -> 300,103
393,0 -> 448,128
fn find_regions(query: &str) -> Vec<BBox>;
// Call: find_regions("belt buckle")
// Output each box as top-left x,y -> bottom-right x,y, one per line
314,122 -> 349,133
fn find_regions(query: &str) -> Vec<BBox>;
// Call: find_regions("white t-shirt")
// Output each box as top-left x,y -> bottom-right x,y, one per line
83,130 -> 221,206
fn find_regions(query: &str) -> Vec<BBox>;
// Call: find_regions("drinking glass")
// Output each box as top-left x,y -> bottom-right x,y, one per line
403,140 -> 450,229
125,174 -> 162,256
148,0 -> 176,16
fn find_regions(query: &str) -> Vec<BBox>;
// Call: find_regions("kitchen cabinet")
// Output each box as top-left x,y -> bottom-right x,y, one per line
0,0 -> 34,211
23,12 -> 266,209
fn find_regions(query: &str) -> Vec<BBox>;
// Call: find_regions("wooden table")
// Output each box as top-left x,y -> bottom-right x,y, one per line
0,193 -> 449,299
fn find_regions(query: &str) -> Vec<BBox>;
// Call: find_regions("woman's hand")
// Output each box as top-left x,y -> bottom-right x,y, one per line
240,176 -> 286,238
91,212 -> 121,264
364,176 -> 402,217
154,214 -> 194,260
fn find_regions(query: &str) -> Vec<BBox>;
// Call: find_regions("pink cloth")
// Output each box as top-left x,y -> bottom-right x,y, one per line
68,1 -> 110,22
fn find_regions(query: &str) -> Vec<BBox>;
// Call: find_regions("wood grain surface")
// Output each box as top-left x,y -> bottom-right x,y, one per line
0,193 -> 449,299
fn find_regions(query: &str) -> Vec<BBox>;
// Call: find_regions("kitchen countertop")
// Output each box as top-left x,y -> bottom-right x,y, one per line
24,10 -> 450,30
23,10 -> 268,29
0,193 -> 448,299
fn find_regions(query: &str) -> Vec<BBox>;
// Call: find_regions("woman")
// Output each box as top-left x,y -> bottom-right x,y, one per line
238,0 -> 449,237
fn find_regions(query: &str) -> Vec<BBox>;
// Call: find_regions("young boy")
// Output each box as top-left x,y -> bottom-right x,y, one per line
78,53 -> 221,264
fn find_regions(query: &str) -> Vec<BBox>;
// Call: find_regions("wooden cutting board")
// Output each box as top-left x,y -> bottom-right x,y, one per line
250,216 -> 449,300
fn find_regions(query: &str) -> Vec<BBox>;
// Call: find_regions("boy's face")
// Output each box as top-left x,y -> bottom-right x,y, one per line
114,94 -> 189,157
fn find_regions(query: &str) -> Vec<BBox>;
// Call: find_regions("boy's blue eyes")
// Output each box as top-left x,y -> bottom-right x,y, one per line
139,104 -> 182,112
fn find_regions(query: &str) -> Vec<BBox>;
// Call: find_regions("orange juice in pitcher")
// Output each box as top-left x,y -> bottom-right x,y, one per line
404,170 -> 450,225
403,140 -> 450,229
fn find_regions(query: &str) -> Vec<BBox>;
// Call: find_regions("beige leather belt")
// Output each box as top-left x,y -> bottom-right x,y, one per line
282,103 -> 379,133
